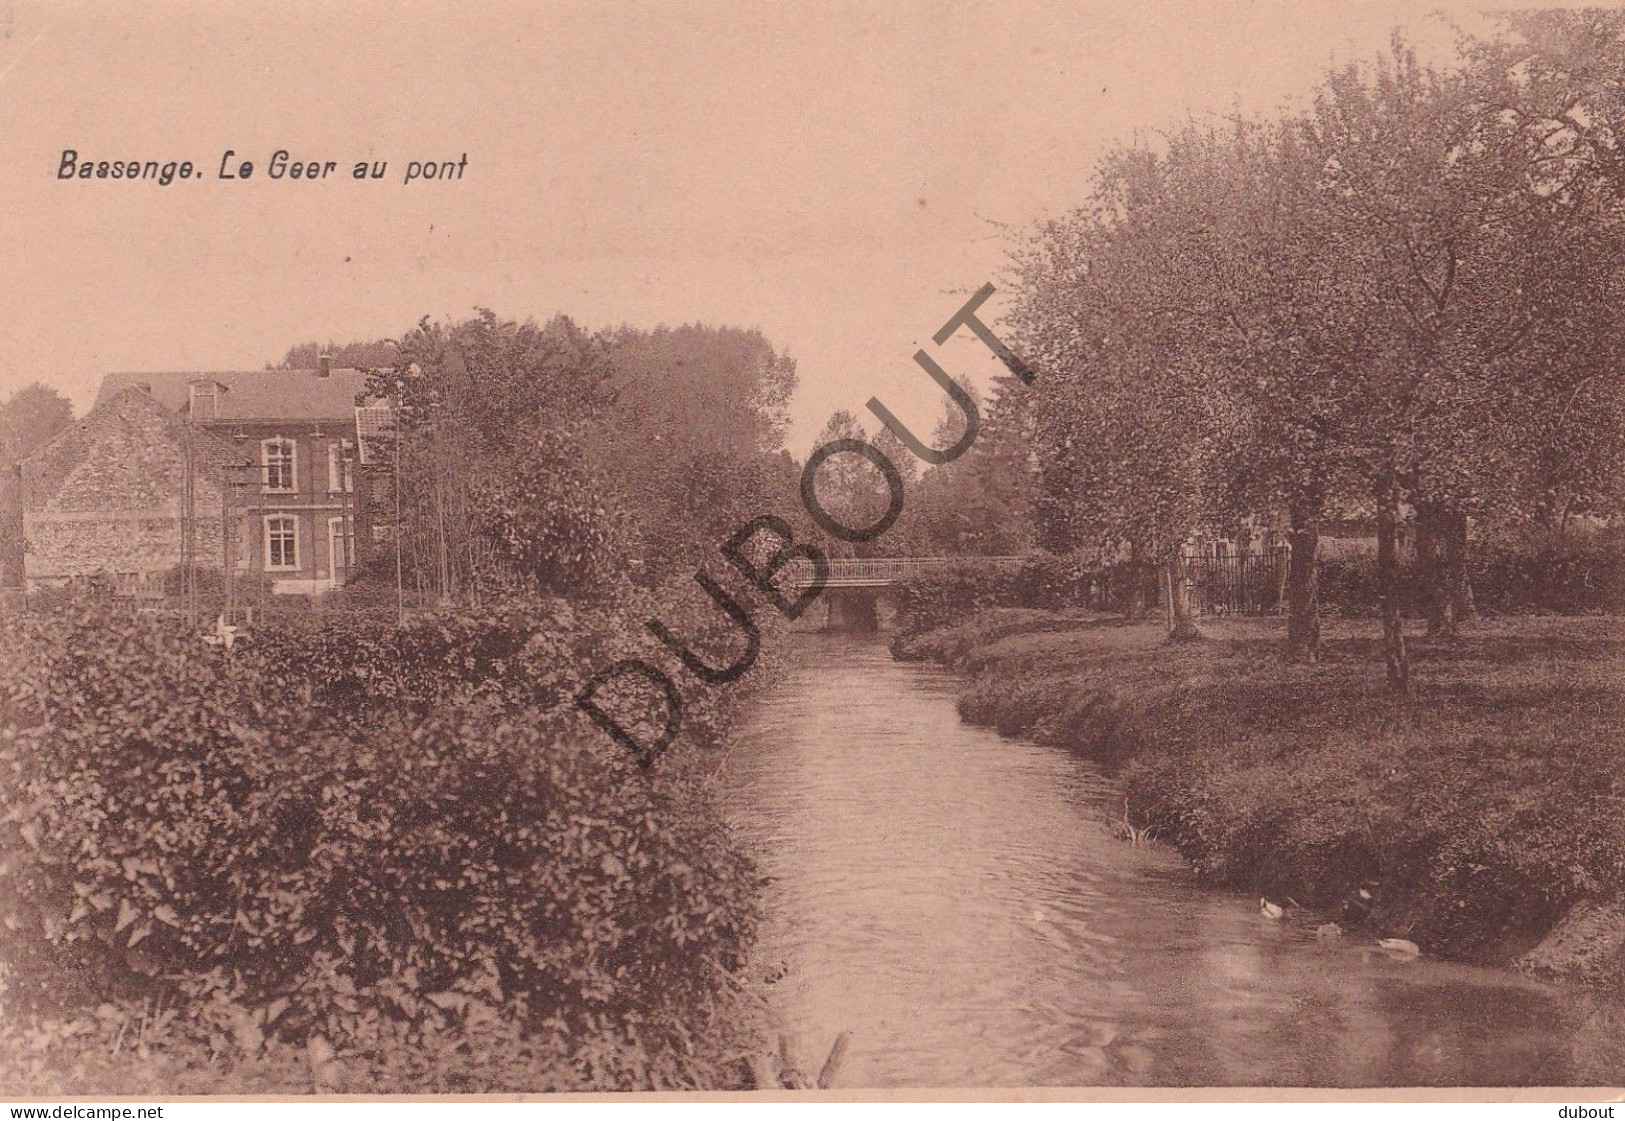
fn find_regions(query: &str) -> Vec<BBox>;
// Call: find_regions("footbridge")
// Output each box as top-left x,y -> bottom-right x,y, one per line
786,555 -> 1027,589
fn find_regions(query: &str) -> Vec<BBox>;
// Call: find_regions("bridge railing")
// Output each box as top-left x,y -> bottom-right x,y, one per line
777,552 -> 1291,614
784,555 -> 1028,586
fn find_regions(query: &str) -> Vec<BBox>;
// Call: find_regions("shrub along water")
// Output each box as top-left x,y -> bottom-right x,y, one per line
890,554 -> 1104,644
0,595 -> 774,1092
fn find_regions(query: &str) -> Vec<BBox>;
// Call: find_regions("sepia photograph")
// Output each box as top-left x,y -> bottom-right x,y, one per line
2,0 -> 1625,1107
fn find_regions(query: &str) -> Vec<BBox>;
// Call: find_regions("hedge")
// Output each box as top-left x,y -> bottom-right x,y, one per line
894,531 -> 1625,635
1469,529 -> 1625,614
0,592 -> 769,1091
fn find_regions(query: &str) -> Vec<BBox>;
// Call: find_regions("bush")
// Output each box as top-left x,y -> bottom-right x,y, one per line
891,562 -> 1019,638
1469,528 -> 1625,614
1013,553 -> 1097,610
0,597 -> 766,1090
158,566 -> 277,605
1316,528 -> 1625,618
239,599 -> 591,716
892,552 -> 1102,642
1317,553 -> 1395,617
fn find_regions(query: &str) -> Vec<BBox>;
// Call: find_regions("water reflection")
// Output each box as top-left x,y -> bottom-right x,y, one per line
724,634 -> 1625,1087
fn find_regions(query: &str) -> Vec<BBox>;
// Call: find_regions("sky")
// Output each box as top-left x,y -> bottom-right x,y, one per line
0,0 -> 1493,455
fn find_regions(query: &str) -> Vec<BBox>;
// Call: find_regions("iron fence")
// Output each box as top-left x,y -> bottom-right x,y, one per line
1183,552 -> 1289,615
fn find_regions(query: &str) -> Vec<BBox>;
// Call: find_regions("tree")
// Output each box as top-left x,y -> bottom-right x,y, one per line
360,313 -> 804,604
0,384 -> 74,587
1300,24 -> 1625,670
1011,149 -> 1223,640
907,372 -> 1039,557
362,311 -> 625,601
1008,17 -> 1625,686
802,410 -> 898,557
600,324 -> 800,572
1463,11 -> 1625,540
274,340 -> 402,370
0,383 -> 74,468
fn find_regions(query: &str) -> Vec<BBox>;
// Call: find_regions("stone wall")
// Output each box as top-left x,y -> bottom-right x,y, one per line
21,390 -> 235,582
25,509 -> 229,581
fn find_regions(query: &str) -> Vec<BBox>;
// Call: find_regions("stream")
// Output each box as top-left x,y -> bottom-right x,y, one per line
724,633 -> 1625,1087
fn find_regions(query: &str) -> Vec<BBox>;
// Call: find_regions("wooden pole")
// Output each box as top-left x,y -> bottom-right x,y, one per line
393,431 -> 405,625
178,437 -> 186,617
434,436 -> 451,602
15,463 -> 26,602
182,433 -> 195,623
220,474 -> 232,622
816,1032 -> 851,1089
340,445 -> 351,590
1163,559 -> 1174,634
776,1034 -> 808,1090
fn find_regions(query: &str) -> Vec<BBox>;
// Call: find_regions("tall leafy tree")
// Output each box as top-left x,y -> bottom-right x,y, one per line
275,340 -> 402,370
0,384 -> 75,467
803,409 -> 895,557
1012,149 -> 1222,639
1301,25 -> 1625,674
361,313 -> 804,604
363,311 -> 626,601
0,384 -> 74,587
1010,16 -> 1625,688
601,324 -> 799,572
907,372 -> 1037,557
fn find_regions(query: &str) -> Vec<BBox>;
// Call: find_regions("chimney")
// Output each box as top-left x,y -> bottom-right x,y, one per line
318,354 -> 332,379
133,381 -> 152,395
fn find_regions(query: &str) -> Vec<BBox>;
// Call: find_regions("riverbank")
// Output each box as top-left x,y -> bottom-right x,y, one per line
893,609 -> 1625,988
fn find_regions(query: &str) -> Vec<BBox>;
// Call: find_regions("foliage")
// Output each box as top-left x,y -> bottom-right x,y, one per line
1011,553 -> 1098,610
0,599 -> 768,1091
358,311 -> 629,602
275,340 -> 403,372
873,370 -> 1041,559
1,384 -> 76,588
7,278 -> 801,1096
1469,528 -> 1625,614
469,422 -> 645,599
1007,13 -> 1625,675
1317,528 -> 1625,617
1315,554 -> 1418,619
889,563 -> 1027,641
354,313 -> 803,602
801,410 -> 890,556
0,384 -> 75,470
0,984 -> 760,1093
888,553 -> 1112,658
893,527 -> 1625,630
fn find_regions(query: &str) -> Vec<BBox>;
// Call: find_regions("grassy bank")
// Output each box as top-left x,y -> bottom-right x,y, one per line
894,609 -> 1625,983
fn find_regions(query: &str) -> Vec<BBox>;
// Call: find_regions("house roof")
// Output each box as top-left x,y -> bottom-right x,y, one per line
95,367 -> 375,422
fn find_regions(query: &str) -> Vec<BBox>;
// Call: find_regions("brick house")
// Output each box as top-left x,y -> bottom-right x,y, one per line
22,360 -> 375,596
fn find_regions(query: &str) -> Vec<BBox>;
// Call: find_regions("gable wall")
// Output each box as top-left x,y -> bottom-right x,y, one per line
21,393 -> 229,581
